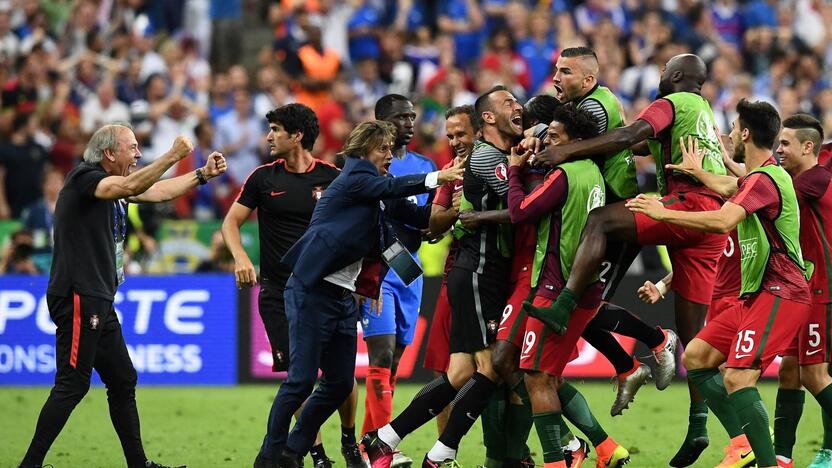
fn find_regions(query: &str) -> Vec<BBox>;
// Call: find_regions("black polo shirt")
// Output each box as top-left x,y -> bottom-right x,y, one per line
47,163 -> 125,301
236,158 -> 340,288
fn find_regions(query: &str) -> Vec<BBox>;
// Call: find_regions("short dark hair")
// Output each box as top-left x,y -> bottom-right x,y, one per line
524,95 -> 561,128
560,46 -> 598,61
266,103 -> 320,151
375,94 -> 411,119
474,85 -> 509,127
782,113 -> 824,156
445,104 -> 480,133
736,99 -> 781,150
552,104 -> 599,141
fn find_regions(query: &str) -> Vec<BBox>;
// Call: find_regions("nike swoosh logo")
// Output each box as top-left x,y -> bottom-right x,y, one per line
497,327 -> 507,332
740,451 -> 753,459
270,191 -> 286,197
735,354 -> 752,359
465,412 -> 477,421
806,349 -> 822,356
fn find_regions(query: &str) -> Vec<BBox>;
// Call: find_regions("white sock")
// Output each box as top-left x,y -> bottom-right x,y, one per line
564,436 -> 581,451
378,424 -> 401,449
427,441 -> 456,462
776,455 -> 792,464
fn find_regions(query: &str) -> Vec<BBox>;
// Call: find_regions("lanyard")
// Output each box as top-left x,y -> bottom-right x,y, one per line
112,200 -> 127,242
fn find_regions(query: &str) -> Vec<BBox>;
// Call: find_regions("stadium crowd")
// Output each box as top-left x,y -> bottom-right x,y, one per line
5,2 -> 832,468
3,0 -> 832,272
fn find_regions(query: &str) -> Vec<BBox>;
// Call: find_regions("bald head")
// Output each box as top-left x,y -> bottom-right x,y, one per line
658,54 -> 707,97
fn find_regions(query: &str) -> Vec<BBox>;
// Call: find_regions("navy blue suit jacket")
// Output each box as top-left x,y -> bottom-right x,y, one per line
282,156 -> 432,297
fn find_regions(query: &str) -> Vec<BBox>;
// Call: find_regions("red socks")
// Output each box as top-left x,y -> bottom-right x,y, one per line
362,366 -> 393,435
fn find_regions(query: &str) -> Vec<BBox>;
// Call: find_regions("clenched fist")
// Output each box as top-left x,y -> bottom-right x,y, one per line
203,152 -> 227,179
171,136 -> 194,160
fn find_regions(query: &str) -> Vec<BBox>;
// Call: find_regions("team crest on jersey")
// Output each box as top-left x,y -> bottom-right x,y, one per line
587,184 -> 605,211
495,163 -> 508,181
312,186 -> 324,200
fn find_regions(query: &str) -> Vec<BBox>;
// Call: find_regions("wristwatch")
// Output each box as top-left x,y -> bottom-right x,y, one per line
195,168 -> 208,185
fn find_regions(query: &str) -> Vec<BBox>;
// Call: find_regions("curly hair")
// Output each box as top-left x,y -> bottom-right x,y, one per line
265,103 -> 320,151
524,94 -> 561,128
552,104 -> 600,141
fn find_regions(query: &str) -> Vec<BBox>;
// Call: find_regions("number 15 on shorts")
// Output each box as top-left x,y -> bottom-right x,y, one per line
735,330 -> 756,359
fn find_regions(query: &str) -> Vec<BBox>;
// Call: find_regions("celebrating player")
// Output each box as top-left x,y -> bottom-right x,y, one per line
627,99 -> 811,468
531,53 -> 728,467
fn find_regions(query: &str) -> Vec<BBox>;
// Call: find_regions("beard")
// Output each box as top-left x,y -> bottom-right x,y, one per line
733,141 -> 745,163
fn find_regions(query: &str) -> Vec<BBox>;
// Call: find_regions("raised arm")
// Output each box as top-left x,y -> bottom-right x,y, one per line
533,120 -> 654,167
627,195 -> 746,234
95,136 -> 193,200
128,152 -> 227,203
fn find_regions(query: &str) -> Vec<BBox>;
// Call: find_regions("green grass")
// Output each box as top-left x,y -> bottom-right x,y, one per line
1,382 -> 825,467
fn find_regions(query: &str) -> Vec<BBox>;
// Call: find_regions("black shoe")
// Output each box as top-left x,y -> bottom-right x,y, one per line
278,451 -> 303,468
313,456 -> 335,468
146,461 -> 186,468
342,443 -> 369,468
255,454 -> 279,468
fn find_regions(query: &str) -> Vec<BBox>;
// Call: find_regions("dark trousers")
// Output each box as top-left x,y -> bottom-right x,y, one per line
260,276 -> 358,458
21,293 -> 145,468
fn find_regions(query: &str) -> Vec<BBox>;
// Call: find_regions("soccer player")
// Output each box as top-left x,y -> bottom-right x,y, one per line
19,127 -> 226,468
548,46 -> 677,415
362,85 -> 524,467
360,96 -> 437,467
772,114 -> 832,468
627,99 -> 812,468
423,105 -> 480,435
531,53 -> 728,467
221,104 -> 364,468
509,105 -> 629,468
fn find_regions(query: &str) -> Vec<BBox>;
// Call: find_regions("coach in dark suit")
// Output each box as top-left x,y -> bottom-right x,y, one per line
255,121 -> 463,468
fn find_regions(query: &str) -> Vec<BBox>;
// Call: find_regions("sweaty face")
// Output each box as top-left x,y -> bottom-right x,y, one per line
445,114 -> 476,159
544,120 -> 573,147
267,122 -> 297,158
776,128 -> 805,175
552,56 -> 589,103
383,100 -> 417,147
367,140 -> 394,175
113,128 -> 142,176
488,90 -> 524,138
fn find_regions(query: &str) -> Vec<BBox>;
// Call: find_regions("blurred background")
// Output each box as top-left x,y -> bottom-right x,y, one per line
1,0 -> 827,384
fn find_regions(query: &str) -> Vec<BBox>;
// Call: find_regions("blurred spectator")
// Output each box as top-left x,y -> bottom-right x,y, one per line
347,0 -> 383,62
480,28 -> 530,97
0,229 -> 40,274
518,10 -> 557,94
0,112 -> 49,219
0,8 -> 20,63
174,117 -> 233,220
291,13 -> 341,113
20,166 -> 63,272
214,88 -> 263,186
210,0 -> 242,71
80,77 -> 131,137
351,58 -> 387,117
195,230 -> 235,272
438,0 -> 484,67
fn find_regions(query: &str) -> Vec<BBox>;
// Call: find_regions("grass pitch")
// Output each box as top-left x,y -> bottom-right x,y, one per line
0,381 -> 824,467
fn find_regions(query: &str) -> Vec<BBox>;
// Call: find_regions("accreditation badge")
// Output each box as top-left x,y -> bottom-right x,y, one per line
115,240 -> 125,285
